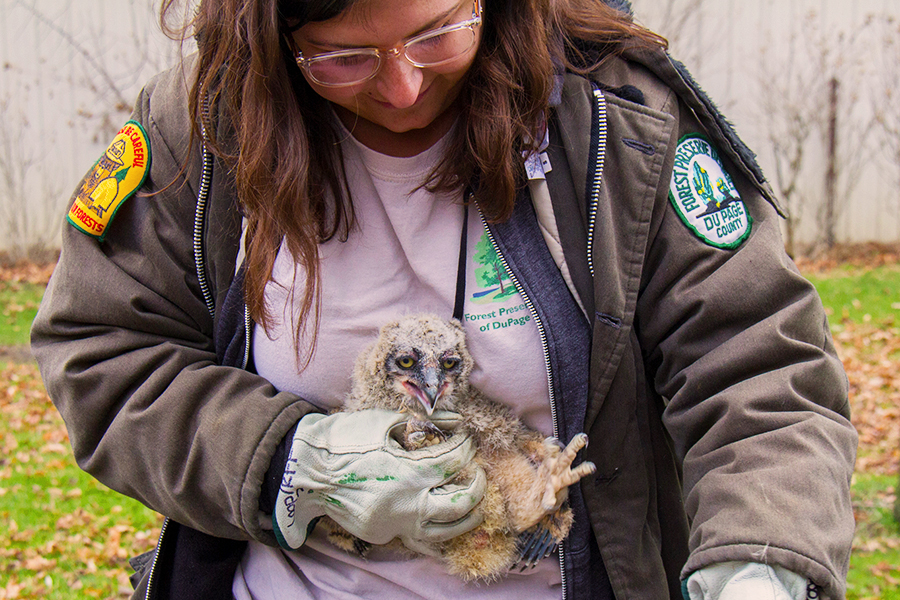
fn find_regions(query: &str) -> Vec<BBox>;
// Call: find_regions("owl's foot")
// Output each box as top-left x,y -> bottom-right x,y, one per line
512,509 -> 573,570
539,433 -> 596,512
405,418 -> 447,449
514,526 -> 556,570
320,516 -> 372,557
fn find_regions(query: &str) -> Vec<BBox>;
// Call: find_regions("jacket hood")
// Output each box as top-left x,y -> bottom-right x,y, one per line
602,0 -> 633,15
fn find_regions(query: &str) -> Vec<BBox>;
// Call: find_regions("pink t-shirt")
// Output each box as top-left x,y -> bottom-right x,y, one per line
236,127 -> 560,599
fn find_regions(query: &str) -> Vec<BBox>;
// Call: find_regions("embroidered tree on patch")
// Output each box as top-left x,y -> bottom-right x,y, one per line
692,162 -> 714,204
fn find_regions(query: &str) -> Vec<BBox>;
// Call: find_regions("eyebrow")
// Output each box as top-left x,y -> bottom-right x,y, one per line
304,2 -> 463,51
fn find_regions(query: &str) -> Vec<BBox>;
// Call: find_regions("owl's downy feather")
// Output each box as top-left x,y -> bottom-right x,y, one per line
328,313 -> 595,581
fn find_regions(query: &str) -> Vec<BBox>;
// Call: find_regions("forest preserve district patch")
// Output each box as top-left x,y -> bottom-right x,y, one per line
668,134 -> 751,249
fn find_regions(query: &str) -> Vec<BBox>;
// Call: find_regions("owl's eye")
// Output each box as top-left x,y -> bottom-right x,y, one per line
442,358 -> 460,370
396,356 -> 416,369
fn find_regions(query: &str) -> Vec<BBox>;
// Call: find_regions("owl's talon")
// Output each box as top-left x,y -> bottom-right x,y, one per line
514,524 -> 557,570
353,538 -> 372,556
405,419 -> 447,449
544,436 -> 565,450
407,431 -> 427,446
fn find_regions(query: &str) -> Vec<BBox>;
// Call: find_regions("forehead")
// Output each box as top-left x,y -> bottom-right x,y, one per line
297,0 -> 465,46
387,319 -> 465,349
392,331 -> 462,351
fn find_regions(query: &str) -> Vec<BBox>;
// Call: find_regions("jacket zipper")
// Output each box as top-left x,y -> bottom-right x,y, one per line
193,115 -> 251,366
144,517 -> 170,600
473,85 -> 606,599
193,118 -> 216,321
476,206 -> 566,600
587,86 -> 608,278
242,304 -> 251,370
154,105 -> 217,599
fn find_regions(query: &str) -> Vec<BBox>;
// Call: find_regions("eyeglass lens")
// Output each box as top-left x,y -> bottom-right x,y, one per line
306,26 -> 477,86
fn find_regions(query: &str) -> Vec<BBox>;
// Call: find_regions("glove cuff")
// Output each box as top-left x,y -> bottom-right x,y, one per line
685,562 -> 819,600
260,423 -> 300,516
272,417 -> 331,550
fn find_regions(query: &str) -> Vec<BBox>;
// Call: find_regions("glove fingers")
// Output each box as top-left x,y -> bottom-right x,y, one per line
394,431 -> 478,467
297,409 -> 411,453
422,463 -> 486,521
419,507 -> 485,543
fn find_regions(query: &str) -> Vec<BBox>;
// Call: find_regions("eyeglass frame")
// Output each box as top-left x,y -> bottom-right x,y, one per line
291,0 -> 483,88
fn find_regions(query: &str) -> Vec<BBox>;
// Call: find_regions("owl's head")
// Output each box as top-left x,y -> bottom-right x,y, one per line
350,314 -> 474,416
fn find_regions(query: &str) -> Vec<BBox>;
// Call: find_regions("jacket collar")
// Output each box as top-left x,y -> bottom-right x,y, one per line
601,0 -> 633,15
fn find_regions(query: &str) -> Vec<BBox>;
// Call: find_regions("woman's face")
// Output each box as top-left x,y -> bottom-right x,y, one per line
289,0 -> 482,154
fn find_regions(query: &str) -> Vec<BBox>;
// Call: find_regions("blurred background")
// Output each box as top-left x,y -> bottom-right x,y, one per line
0,0 -> 185,262
1,0 -> 899,260
635,0 -> 900,256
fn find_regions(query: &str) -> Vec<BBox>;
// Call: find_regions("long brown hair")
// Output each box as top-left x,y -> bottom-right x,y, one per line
159,0 -> 665,353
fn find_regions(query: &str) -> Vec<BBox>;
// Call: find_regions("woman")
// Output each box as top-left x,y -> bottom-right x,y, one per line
32,0 -> 857,598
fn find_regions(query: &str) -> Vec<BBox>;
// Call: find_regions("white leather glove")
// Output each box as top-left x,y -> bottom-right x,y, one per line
273,409 -> 486,555
686,562 -> 822,600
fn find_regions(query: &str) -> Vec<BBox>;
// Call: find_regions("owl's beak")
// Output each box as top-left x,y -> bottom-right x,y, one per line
403,365 -> 447,416
419,365 -> 444,415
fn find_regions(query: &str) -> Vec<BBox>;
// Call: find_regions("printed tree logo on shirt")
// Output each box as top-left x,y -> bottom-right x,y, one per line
472,232 -> 517,303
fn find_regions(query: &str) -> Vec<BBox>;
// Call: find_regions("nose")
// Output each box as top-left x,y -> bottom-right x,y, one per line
374,53 -> 424,109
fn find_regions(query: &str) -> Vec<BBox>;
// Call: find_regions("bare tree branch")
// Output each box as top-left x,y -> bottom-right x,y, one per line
759,9 -> 876,253
13,0 -> 132,111
874,15 -> 900,238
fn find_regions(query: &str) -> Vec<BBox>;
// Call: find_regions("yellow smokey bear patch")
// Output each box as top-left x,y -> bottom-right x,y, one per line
68,120 -> 151,241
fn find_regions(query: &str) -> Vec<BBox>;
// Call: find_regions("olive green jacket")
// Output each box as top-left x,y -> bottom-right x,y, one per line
32,47 -> 856,599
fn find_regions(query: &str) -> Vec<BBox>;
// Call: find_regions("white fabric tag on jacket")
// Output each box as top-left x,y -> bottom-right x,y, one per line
523,127 -> 552,180
525,152 -> 552,180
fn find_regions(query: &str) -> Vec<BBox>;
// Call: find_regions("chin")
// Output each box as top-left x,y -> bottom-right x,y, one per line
368,107 -> 443,132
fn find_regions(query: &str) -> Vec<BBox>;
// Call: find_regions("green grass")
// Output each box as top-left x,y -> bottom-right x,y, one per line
848,554 -> 900,600
0,361 -> 162,598
806,265 -> 900,598
847,473 -> 900,599
0,280 -> 44,346
805,265 -> 900,328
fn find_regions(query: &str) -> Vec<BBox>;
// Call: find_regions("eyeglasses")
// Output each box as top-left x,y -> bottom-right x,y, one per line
293,0 -> 482,88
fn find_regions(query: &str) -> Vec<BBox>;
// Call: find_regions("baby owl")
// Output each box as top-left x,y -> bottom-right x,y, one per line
319,313 -> 597,581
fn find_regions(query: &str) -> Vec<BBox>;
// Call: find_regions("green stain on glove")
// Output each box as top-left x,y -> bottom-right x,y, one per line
338,473 -> 368,485
432,465 -> 456,479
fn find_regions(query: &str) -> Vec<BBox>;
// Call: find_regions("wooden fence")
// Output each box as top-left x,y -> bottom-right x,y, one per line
1,0 -> 898,255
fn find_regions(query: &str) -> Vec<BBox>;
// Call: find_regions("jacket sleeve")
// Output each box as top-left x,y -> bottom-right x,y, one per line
635,101 -> 857,597
30,65 -> 316,544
